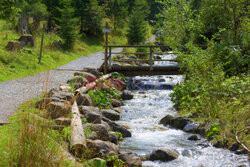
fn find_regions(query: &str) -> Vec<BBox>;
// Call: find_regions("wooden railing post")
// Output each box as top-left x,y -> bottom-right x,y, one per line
149,47 -> 153,71
108,46 -> 112,70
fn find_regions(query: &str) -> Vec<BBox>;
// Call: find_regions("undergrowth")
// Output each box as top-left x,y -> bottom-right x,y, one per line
171,42 -> 250,149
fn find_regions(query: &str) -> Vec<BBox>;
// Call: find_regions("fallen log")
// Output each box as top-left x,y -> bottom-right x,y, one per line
70,101 -> 86,158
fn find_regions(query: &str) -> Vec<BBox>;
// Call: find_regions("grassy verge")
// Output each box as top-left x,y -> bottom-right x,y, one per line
0,98 -> 78,167
0,20 -> 127,82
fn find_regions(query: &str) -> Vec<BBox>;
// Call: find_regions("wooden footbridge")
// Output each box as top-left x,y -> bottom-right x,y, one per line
99,45 -> 182,76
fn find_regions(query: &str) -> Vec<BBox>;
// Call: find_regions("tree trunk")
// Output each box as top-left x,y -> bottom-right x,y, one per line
70,101 -> 86,158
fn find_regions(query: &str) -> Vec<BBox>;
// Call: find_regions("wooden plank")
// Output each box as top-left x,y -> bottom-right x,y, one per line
109,66 -> 181,76
113,59 -> 177,62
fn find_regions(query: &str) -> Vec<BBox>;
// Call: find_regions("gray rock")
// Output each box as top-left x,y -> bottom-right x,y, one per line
108,132 -> 119,144
59,83 -> 71,92
91,124 -> 110,141
113,107 -> 123,113
119,152 -> 142,167
102,109 -> 120,121
149,148 -> 179,162
183,123 -> 200,133
102,118 -> 132,137
170,117 -> 192,130
86,139 -> 119,156
86,111 -> 102,124
47,101 -> 71,119
74,72 -> 96,79
35,97 -> 60,109
159,115 -> 174,125
79,106 -> 100,115
112,62 -> 122,67
229,143 -> 239,152
67,76 -> 86,87
76,93 -> 93,106
122,90 -> 134,100
82,67 -> 103,78
47,89 -> 74,102
187,135 -> 200,141
111,99 -> 122,107
55,117 -> 71,126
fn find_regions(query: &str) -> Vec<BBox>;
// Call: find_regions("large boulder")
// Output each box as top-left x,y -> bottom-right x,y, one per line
170,117 -> 192,130
47,89 -> 74,102
79,106 -> 100,115
76,93 -> 93,106
47,101 -> 71,119
121,90 -> 134,100
187,135 -> 200,141
159,115 -> 174,125
149,148 -> 179,162
111,99 -> 122,107
85,111 -> 102,124
35,97 -> 60,109
102,109 -> 120,121
82,67 -> 103,78
183,123 -> 200,133
119,152 -> 142,167
74,72 -> 97,83
102,118 -> 131,137
86,140 -> 119,157
108,132 -> 119,144
91,124 -> 110,141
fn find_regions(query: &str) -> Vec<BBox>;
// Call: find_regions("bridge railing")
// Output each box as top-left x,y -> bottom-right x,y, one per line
104,45 -> 177,74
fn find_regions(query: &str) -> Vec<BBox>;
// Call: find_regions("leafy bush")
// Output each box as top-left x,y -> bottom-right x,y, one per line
171,44 -> 249,147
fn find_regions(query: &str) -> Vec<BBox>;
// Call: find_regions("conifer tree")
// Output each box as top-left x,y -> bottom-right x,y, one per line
57,0 -> 77,50
127,0 -> 148,44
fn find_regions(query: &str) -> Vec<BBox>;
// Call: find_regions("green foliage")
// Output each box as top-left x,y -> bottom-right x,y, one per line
0,0 -> 20,25
115,132 -> 123,140
84,124 -> 94,139
171,44 -> 249,147
127,9 -> 148,44
82,0 -> 104,36
56,0 -> 78,50
105,155 -> 126,167
106,0 -> 129,31
111,72 -> 126,82
62,126 -> 72,142
88,88 -> 120,109
85,158 -> 106,167
207,123 -> 220,138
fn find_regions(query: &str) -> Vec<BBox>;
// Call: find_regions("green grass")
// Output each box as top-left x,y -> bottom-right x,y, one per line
0,20 -> 127,82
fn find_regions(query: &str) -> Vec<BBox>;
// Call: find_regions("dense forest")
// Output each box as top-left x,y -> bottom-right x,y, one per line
0,0 -> 249,166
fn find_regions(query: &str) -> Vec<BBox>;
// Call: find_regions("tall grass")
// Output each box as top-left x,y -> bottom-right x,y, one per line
0,19 -> 127,82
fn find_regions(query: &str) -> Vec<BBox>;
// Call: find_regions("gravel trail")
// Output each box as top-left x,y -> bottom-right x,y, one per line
0,48 -> 122,122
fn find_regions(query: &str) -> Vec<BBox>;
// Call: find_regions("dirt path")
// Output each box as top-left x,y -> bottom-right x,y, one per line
0,48 -> 122,122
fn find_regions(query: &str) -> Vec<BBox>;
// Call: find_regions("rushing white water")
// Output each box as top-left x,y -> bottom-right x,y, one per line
117,54 -> 249,167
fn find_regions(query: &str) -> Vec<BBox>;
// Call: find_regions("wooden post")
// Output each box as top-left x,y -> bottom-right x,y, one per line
108,46 -> 112,70
38,24 -> 45,64
150,47 -> 153,71
104,22 -> 109,74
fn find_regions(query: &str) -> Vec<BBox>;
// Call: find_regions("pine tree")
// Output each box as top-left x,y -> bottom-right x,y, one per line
82,0 -> 104,36
57,0 -> 77,50
127,1 -> 148,44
